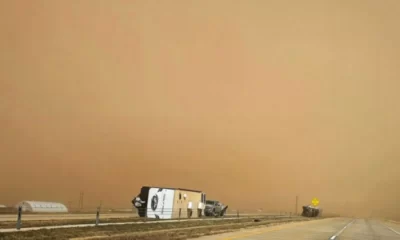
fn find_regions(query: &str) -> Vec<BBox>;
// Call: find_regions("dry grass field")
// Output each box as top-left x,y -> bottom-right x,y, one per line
0,214 -> 289,229
0,216 -> 316,240
0,217 -> 141,229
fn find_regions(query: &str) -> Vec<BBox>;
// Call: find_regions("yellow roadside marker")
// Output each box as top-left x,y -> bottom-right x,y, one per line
312,198 -> 319,206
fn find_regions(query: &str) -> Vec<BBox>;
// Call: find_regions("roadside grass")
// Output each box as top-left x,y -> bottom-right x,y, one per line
0,214 -> 286,229
0,216 -> 313,240
0,217 -> 142,229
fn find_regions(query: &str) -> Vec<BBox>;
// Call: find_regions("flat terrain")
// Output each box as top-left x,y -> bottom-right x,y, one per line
0,213 -> 286,229
0,213 -> 136,222
0,216 -> 311,239
192,218 -> 400,240
0,213 -> 274,222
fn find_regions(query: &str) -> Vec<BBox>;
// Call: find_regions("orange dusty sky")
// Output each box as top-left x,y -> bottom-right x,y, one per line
0,1 -> 399,218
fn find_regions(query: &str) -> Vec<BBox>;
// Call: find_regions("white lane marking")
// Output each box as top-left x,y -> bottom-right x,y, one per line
379,220 -> 400,235
386,226 -> 400,235
328,219 -> 355,239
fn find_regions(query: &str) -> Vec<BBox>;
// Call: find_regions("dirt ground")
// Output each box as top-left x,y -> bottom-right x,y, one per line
0,217 -> 142,229
0,214 -> 282,229
0,216 -> 316,240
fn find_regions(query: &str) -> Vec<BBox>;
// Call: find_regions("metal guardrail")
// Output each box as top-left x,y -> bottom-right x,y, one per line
0,215 -> 307,233
4,206 -> 301,231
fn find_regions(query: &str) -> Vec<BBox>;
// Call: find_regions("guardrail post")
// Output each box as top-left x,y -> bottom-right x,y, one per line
95,206 -> 100,226
16,206 -> 22,230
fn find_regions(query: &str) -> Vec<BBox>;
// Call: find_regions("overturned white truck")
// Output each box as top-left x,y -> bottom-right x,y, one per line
132,186 -> 206,219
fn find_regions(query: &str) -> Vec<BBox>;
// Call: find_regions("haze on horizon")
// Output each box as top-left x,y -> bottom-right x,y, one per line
0,1 -> 399,219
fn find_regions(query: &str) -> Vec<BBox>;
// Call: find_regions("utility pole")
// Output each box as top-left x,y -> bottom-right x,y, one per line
78,191 -> 84,211
78,193 -> 81,211
295,196 -> 298,215
81,192 -> 84,211
67,201 -> 72,212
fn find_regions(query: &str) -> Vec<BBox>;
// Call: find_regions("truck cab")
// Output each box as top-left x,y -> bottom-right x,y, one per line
204,200 -> 228,217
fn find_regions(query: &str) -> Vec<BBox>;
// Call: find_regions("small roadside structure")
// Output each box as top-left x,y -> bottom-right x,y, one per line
15,201 -> 68,213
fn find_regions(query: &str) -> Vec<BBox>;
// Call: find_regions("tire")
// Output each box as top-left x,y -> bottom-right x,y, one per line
212,209 -> 218,217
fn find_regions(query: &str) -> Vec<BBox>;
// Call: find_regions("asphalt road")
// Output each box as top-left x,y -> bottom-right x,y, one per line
193,218 -> 400,240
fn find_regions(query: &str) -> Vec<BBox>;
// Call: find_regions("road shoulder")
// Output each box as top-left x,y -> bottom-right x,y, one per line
191,217 -> 331,240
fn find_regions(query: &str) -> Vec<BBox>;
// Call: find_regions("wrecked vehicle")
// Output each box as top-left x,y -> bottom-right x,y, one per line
301,205 -> 321,217
204,200 -> 228,217
132,186 -> 206,219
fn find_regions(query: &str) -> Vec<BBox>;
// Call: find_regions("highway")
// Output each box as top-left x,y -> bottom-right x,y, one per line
193,218 -> 400,240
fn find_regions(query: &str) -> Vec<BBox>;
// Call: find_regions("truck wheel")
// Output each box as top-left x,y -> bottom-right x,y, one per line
212,209 -> 218,217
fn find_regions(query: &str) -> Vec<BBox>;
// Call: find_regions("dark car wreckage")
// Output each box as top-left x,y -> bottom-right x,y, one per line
301,205 -> 321,217
204,200 -> 228,217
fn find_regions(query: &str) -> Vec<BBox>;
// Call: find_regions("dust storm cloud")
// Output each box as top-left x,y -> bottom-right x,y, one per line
0,1 -> 399,218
